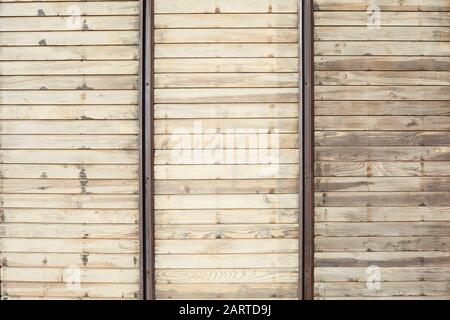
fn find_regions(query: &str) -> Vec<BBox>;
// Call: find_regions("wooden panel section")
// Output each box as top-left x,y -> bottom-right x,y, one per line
314,1 -> 450,300
0,0 -> 140,300
153,0 -> 301,300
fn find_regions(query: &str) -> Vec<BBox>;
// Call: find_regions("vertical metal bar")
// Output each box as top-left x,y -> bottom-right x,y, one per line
138,0 -> 145,300
303,0 -> 315,300
143,0 -> 155,300
297,0 -> 304,301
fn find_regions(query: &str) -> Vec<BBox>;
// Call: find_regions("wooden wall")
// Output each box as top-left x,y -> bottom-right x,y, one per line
0,0 -> 141,299
313,0 -> 450,299
153,0 -> 301,299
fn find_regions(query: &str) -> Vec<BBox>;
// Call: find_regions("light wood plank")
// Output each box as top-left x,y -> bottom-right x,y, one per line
155,44 -> 298,58
315,236 -> 450,252
155,194 -> 298,209
315,101 -> 450,116
0,223 -> 138,239
156,268 -> 298,283
314,0 -> 450,11
0,238 -> 138,254
0,46 -> 138,60
0,106 -> 138,120
0,252 -> 139,268
155,224 -> 298,239
156,239 -> 298,253
1,268 -> 139,283
0,2 -> 139,17
155,0 -> 298,13
155,29 -> 298,43
0,31 -> 138,46
315,161 -> 450,177
155,14 -> 298,28
315,41 -> 450,56
155,58 -> 298,72
315,56 -> 450,71
155,209 -> 299,225
0,164 -> 138,179
1,208 -> 138,224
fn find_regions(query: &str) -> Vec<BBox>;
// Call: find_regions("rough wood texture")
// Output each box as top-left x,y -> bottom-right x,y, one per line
0,0 -> 140,300
314,0 -> 450,300
153,0 -> 301,300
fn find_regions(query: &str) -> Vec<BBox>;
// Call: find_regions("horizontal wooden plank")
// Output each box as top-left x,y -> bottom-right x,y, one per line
0,238 -> 138,254
155,14 -> 298,28
315,161 -> 450,177
156,239 -> 298,254
0,135 -> 138,149
155,103 -> 298,119
0,46 -> 139,61
315,131 -> 450,146
0,2 -> 139,17
315,56 -> 450,71
0,150 -> 138,164
0,179 -> 138,194
0,31 -> 138,46
155,164 -> 298,179
0,120 -> 138,134
316,192 -> 450,207
154,149 -> 299,164
315,27 -> 450,41
155,0 -> 298,13
1,208 -> 138,224
155,179 -> 298,195
315,222 -> 450,236
0,16 -> 139,31
154,134 -> 298,150
155,209 -> 299,225
0,75 -> 138,90
155,88 -> 298,103
1,282 -> 138,298
155,224 -> 298,239
314,0 -> 450,11
315,207 -> 450,222
155,73 -> 298,88
0,61 -> 138,75
315,252 -> 450,267
315,11 -> 450,26
155,194 -> 298,209
0,91 -> 138,104
315,282 -> 450,298
316,296 -> 450,301
155,253 -> 298,268
315,101 -> 450,116
316,147 -> 450,161
154,119 -> 298,134
315,177 -> 450,192
156,268 -> 297,283
316,116 -> 450,130
0,223 -> 138,239
155,44 -> 298,58
315,71 -> 450,86
315,86 -> 450,101
0,164 -> 138,179
156,283 -> 298,299
315,236 -> 450,252
315,267 -> 450,282
0,194 -> 138,209
0,252 -> 139,268
1,268 -> 139,283
315,41 -> 450,56
0,106 -> 138,120
155,58 -> 298,72
155,29 -> 298,43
